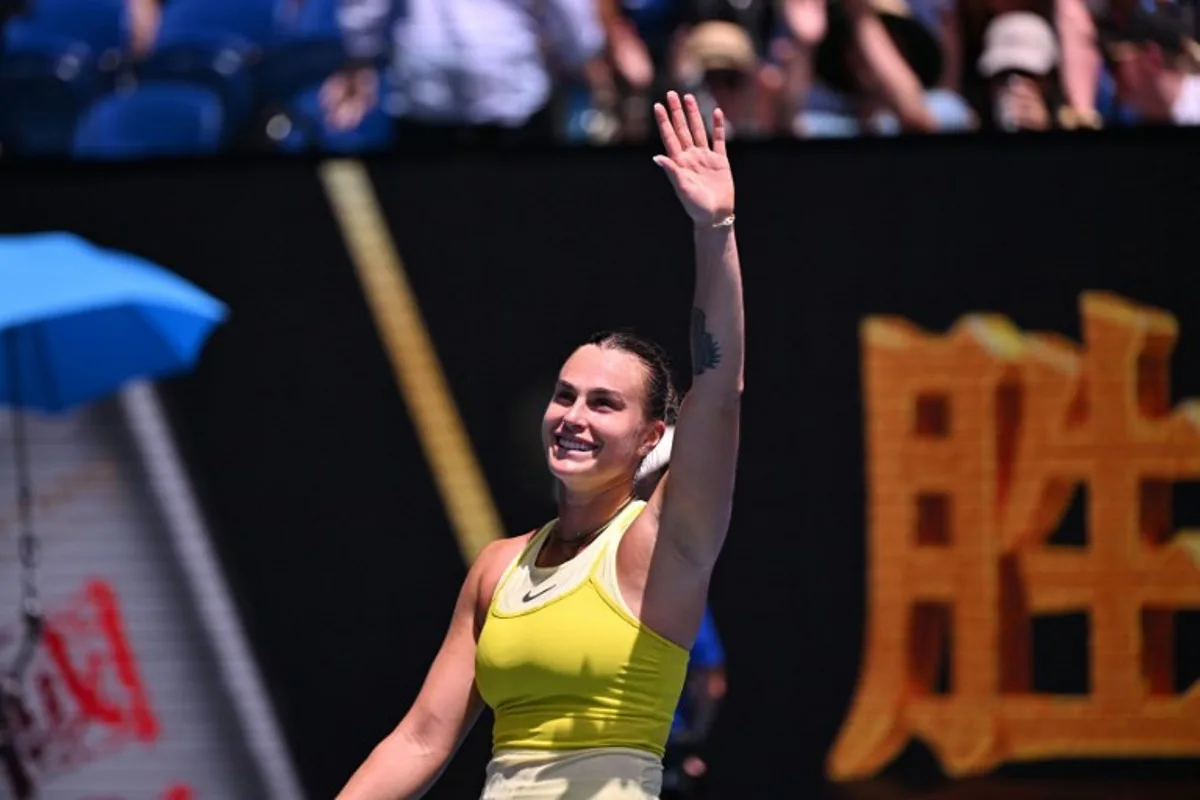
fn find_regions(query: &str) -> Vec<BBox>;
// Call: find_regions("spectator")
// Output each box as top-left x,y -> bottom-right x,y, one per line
952,0 -> 1101,130
683,0 -> 787,136
978,11 -> 1071,129
595,0 -> 779,141
599,0 -> 684,140
1099,3 -> 1200,125
774,0 -> 830,129
800,0 -> 976,136
321,0 -> 606,145
662,606 -> 727,800
671,20 -> 779,138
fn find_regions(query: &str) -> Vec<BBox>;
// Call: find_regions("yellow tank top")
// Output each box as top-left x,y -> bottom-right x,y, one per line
475,500 -> 689,758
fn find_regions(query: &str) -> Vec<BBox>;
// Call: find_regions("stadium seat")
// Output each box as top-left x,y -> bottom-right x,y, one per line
152,0 -> 277,50
267,83 -> 392,154
276,0 -> 340,38
259,0 -> 345,103
252,0 -> 387,153
3,0 -> 126,55
134,0 -> 276,139
563,82 -> 603,144
72,83 -> 226,159
0,0 -> 125,155
0,41 -> 103,154
135,32 -> 257,133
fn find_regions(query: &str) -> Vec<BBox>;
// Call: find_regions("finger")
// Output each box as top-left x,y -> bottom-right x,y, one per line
711,107 -> 727,157
667,91 -> 694,148
684,93 -> 709,149
652,155 -> 682,185
654,102 -> 683,159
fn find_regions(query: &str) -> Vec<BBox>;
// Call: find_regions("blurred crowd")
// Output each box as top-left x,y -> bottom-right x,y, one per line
1,0 -> 1198,159
566,0 -> 1200,140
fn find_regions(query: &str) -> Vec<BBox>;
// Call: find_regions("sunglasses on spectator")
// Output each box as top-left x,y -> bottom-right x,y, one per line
704,68 -> 748,90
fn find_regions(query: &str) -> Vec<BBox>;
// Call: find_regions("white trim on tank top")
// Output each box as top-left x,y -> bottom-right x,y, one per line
491,502 -> 642,617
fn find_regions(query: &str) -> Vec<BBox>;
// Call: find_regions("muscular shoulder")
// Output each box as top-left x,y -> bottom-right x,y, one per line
470,532 -> 535,619
475,534 -> 530,580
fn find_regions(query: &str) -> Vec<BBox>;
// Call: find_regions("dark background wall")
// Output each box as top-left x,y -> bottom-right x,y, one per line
1,130 -> 1198,798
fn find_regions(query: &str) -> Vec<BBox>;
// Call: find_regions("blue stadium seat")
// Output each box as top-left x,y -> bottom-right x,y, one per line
153,0 -> 277,50
563,82 -> 599,144
268,83 -> 392,154
132,0 -> 277,139
3,0 -> 126,55
0,40 -> 102,154
0,0 -> 125,155
253,0 -> 382,152
135,33 -> 257,131
259,0 -> 345,104
277,0 -> 340,38
72,83 -> 227,159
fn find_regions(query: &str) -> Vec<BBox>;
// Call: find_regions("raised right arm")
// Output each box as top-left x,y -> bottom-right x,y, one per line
336,540 -> 513,800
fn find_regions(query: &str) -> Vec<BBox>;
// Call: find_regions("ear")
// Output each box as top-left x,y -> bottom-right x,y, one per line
638,419 -> 667,458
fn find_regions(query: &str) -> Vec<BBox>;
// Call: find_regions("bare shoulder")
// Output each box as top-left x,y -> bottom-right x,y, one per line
472,532 -> 536,619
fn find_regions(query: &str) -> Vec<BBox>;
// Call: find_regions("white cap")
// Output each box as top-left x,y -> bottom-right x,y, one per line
978,12 -> 1060,77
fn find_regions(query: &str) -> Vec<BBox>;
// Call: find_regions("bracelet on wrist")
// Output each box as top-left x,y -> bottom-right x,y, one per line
701,213 -> 735,229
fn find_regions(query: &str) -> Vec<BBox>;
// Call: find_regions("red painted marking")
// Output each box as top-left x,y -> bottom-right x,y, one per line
40,580 -> 159,741
162,782 -> 195,800
88,580 -> 158,741
0,577 -> 163,795
42,626 -> 122,726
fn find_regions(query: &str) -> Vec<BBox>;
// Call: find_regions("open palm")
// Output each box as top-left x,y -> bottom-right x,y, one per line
653,92 -> 736,226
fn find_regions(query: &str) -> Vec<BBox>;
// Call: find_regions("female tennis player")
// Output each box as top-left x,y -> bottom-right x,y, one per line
337,90 -> 743,800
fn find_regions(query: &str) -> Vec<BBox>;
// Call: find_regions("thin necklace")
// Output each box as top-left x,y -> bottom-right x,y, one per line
555,496 -> 635,546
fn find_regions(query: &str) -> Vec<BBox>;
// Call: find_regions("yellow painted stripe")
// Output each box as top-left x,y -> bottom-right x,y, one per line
318,159 -> 503,564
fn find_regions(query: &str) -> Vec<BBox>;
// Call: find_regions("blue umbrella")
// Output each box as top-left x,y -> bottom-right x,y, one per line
0,231 -> 227,688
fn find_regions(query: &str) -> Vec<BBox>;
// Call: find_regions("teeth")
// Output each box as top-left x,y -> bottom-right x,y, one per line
557,437 -> 593,452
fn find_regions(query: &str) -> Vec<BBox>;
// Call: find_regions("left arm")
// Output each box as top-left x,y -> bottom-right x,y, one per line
848,5 -> 938,132
650,92 -> 745,569
1057,0 -> 1101,125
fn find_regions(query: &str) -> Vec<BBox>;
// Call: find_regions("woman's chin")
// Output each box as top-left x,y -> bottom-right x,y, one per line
548,458 -> 587,477
547,452 -> 596,480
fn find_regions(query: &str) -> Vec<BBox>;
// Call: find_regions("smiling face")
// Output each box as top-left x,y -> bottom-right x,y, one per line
541,344 -> 666,493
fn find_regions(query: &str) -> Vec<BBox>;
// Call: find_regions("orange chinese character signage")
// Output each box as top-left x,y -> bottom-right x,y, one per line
828,292 -> 1200,780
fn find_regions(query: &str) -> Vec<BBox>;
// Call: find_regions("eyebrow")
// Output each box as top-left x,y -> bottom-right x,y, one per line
556,381 -> 626,401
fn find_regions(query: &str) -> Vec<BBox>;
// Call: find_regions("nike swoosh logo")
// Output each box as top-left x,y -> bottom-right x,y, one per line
522,585 -> 555,603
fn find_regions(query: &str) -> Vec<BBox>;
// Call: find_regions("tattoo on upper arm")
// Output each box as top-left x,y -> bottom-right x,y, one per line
690,307 -> 722,376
